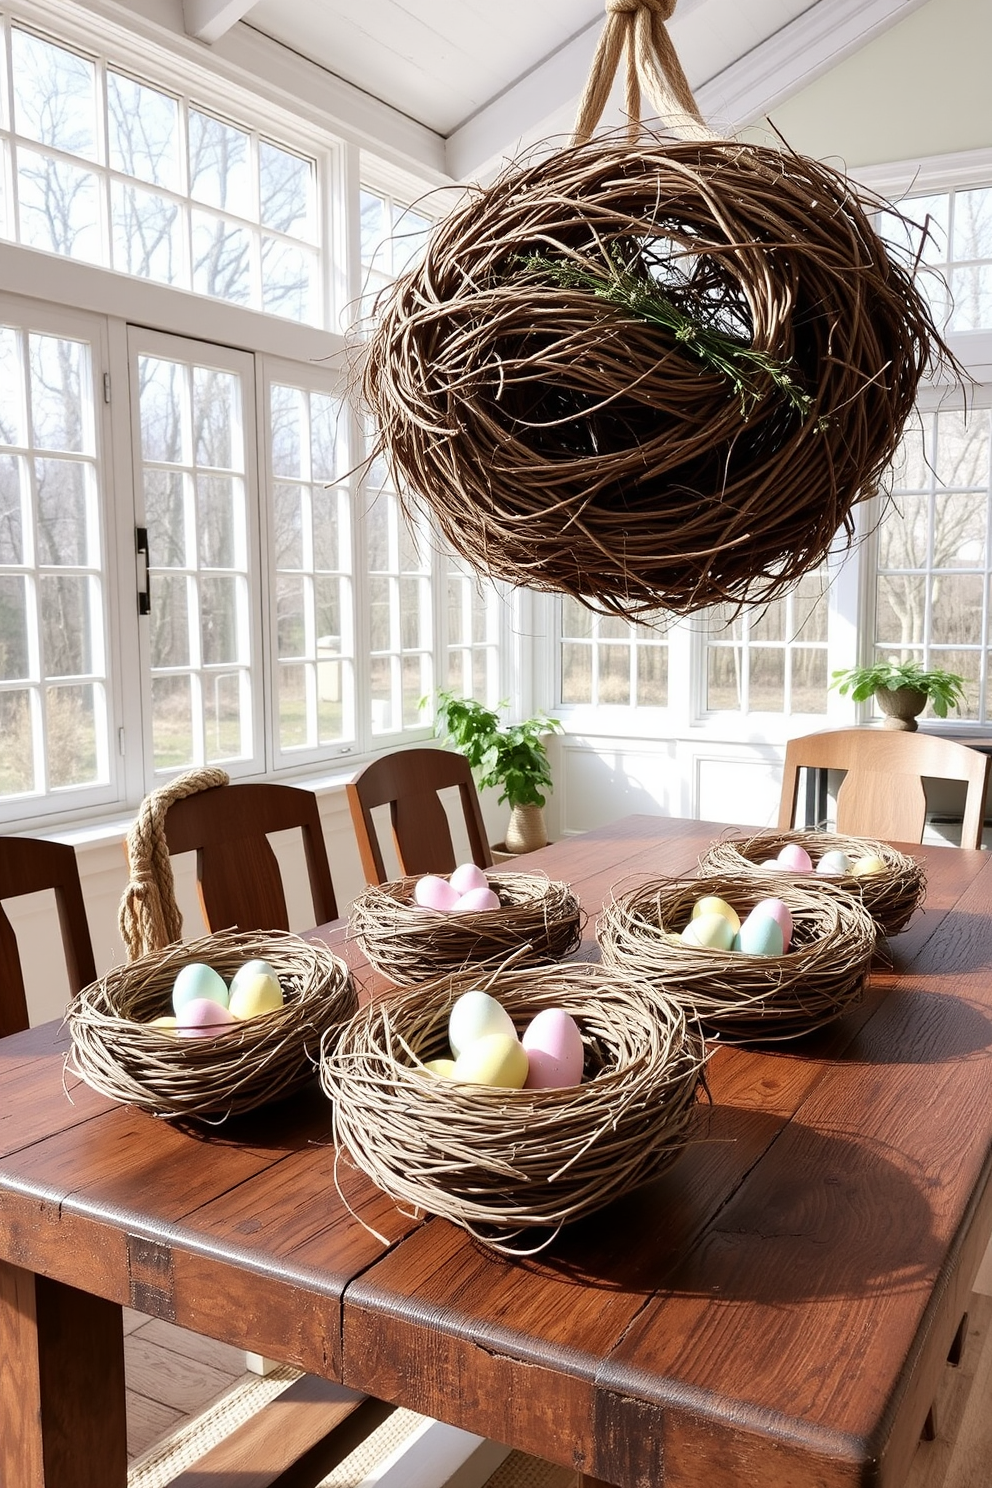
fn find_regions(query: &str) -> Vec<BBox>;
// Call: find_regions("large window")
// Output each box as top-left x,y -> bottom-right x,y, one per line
0,22 -> 322,322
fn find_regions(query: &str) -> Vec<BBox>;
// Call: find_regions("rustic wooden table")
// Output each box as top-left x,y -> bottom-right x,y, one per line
3,814 -> 992,1488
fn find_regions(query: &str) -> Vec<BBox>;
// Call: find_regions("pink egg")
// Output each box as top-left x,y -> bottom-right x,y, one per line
776,843 -> 813,873
752,896 -> 793,951
177,998 -> 238,1038
450,861 -> 489,895
413,874 -> 459,911
454,886 -> 501,912
522,1007 -> 585,1089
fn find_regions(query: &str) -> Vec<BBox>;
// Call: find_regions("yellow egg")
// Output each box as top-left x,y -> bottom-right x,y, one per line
149,1015 -> 178,1033
851,855 -> 887,878
451,1033 -> 529,1088
681,912 -> 736,951
228,971 -> 284,1020
419,1058 -> 456,1078
691,896 -> 741,934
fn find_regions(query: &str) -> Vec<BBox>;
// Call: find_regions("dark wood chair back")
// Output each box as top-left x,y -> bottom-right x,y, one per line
0,836 -> 97,1037
346,747 -> 493,885
778,728 -> 992,848
162,781 -> 338,932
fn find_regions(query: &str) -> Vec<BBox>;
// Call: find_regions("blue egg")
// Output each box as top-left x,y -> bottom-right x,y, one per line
734,912 -> 785,957
173,962 -> 229,1014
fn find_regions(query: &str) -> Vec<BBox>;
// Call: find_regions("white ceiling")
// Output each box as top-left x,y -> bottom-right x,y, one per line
176,0 -> 932,180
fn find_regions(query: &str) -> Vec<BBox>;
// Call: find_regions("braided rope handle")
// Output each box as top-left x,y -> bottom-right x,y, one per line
573,0 -> 716,145
118,766 -> 230,961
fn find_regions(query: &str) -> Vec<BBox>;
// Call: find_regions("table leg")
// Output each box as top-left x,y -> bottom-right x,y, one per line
0,1259 -> 127,1488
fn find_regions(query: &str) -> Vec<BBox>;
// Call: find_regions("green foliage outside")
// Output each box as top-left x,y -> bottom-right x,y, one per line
427,690 -> 563,808
830,660 -> 967,718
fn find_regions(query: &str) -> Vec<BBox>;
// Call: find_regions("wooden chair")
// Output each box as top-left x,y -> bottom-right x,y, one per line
161,780 -> 339,932
0,835 -> 97,1037
778,729 -> 992,849
347,747 -> 493,885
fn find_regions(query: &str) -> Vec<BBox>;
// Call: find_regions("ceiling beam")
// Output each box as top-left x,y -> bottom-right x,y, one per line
183,0 -> 257,46
445,0 -> 929,183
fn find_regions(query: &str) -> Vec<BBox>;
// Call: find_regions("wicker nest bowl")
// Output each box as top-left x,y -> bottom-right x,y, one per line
66,929 -> 357,1121
320,961 -> 706,1251
597,872 -> 876,1041
699,830 -> 926,938
361,135 -> 950,620
348,871 -> 584,985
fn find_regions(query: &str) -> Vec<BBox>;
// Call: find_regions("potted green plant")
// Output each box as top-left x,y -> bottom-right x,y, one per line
427,691 -> 564,853
830,660 -> 967,731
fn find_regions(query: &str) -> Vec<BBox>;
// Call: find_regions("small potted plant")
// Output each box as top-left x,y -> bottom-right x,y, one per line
427,691 -> 564,853
830,660 -> 967,731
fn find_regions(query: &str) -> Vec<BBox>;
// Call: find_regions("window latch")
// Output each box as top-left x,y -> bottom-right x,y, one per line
136,527 -> 151,616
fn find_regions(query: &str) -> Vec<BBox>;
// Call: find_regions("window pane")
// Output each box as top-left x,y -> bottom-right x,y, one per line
276,573 -> 305,657
193,367 -> 241,470
144,469 -> 186,566
204,670 -> 245,760
749,650 -> 785,712
271,384 -> 303,477
0,455 -> 23,562
313,486 -> 342,571
273,482 -> 303,569
111,181 -> 181,284
149,573 -> 189,668
200,575 -> 241,664
360,190 -> 388,268
152,673 -> 193,769
311,394 -> 343,482
12,30 -> 96,159
791,649 -> 827,713
707,647 -> 741,710
259,142 -> 313,239
107,72 -> 180,190
261,238 -> 314,321
875,574 -> 926,647
197,474 -> 239,568
35,459 -> 89,565
597,643 -> 630,704
0,691 -> 34,793
192,211 -> 251,304
953,188 -> 992,261
0,574 -> 29,677
932,490 -> 986,568
0,330 -> 25,446
189,111 -> 251,212
139,357 -> 184,463
931,573 -> 983,644
879,491 -> 929,569
30,335 -> 87,452
46,682 -> 97,787
41,573 -> 94,676
278,662 -> 307,748
750,601 -> 784,643
17,149 -> 101,262
636,645 -> 667,706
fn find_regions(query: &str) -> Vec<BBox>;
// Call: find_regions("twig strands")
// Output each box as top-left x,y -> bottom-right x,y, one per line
348,871 -> 584,984
67,929 -> 357,1120
699,830 -> 926,938
597,872 -> 876,1040
320,962 -> 706,1251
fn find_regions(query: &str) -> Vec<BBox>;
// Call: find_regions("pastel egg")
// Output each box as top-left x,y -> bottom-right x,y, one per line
760,858 -> 783,868
414,874 -> 460,911
176,998 -> 238,1038
448,989 -> 517,1057
681,912 -> 736,951
229,959 -> 278,997
852,855 -> 887,879
751,896 -> 793,951
419,1057 -> 456,1078
692,896 -> 741,934
149,1015 -> 178,1033
453,886 -> 501,912
451,1033 -> 529,1089
735,912 -> 785,957
816,850 -> 853,876
776,843 -> 813,873
228,971 -> 284,1020
522,1008 -> 585,1089
173,962 -> 229,1015
449,862 -> 489,896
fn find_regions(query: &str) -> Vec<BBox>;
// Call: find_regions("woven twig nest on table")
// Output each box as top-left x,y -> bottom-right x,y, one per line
320,962 -> 706,1251
361,135 -> 950,619
597,872 -> 876,1041
348,871 -> 584,985
699,830 -> 926,938
66,929 -> 357,1120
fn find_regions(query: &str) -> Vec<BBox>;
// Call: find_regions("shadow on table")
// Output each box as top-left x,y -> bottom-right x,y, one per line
519,1107 -> 943,1304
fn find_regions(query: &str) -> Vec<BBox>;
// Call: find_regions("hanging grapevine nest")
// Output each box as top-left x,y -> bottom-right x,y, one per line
359,1 -> 954,619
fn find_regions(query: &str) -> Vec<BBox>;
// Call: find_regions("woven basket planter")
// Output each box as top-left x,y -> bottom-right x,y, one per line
66,929 -> 357,1121
320,962 -> 706,1251
699,830 -> 926,938
597,872 -> 876,1041
348,872 -> 584,985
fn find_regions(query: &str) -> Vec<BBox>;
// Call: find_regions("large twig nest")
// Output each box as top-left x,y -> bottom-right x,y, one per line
362,136 -> 949,618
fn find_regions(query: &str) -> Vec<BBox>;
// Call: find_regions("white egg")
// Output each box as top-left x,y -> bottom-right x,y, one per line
447,989 -> 517,1057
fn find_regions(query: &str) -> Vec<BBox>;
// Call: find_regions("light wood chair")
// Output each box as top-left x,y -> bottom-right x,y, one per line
0,836 -> 97,1037
778,729 -> 992,849
347,747 -> 493,885
161,780 -> 339,931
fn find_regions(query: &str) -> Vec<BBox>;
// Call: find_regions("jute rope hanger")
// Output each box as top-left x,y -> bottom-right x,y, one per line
118,766 -> 229,961
573,0 -> 718,145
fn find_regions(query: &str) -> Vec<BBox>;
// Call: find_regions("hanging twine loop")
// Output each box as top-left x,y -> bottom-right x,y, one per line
118,766 -> 230,961
573,0 -> 717,145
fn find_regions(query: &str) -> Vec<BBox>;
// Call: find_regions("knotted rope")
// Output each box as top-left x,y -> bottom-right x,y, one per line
118,767 -> 229,961
573,0 -> 716,144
